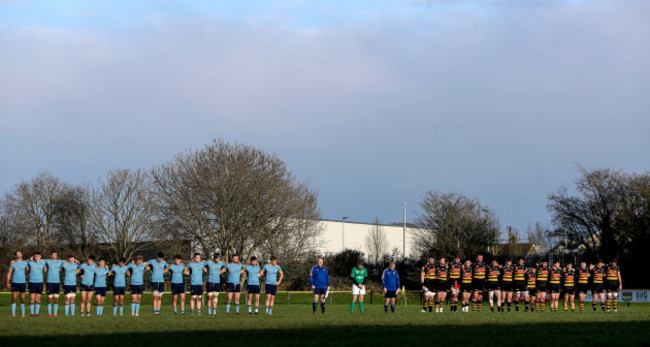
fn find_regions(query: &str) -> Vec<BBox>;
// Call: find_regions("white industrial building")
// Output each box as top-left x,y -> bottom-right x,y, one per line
314,219 -> 419,259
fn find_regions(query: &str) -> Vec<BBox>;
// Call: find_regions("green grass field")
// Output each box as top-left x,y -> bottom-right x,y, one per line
1,293 -> 649,346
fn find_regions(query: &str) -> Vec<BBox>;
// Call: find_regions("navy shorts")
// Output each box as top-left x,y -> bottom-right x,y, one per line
191,285 -> 203,296
226,283 -> 241,293
313,288 -> 327,296
247,285 -> 260,294
12,283 -> 26,293
113,287 -> 126,296
29,282 -> 44,294
80,284 -> 94,292
151,282 -> 164,293
206,282 -> 220,293
131,285 -> 144,294
265,284 -> 277,295
171,283 -> 185,295
64,285 -> 77,294
95,287 -> 107,296
385,290 -> 397,298
46,283 -> 61,295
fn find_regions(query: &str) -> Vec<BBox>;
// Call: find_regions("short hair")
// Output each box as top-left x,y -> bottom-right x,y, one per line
389,262 -> 396,266
194,253 -> 201,257
50,251 -> 57,255
506,258 -> 513,262
476,254 -> 483,258
610,259 -> 617,263
118,257 -> 126,263
250,256 -> 257,261
175,255 -> 182,260
213,253 -> 221,259
15,250 -> 21,256
357,259 -> 364,265
136,255 -> 143,261
158,252 -> 164,258
439,256 -> 445,261
517,257 -> 524,261
34,251 -> 42,256
270,256 -> 277,261
67,254 -> 75,259
98,257 -> 106,262
88,255 -> 96,261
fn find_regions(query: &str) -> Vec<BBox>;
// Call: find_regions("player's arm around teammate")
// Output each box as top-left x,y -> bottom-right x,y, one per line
44,251 -> 63,316
244,256 -> 262,314
26,251 -> 46,316
79,255 -> 97,316
262,256 -> 282,314
382,262 -> 400,313
93,258 -> 110,316
205,253 -> 225,315
310,257 -> 330,314
6,250 -> 28,317
420,257 -> 436,313
225,254 -> 245,315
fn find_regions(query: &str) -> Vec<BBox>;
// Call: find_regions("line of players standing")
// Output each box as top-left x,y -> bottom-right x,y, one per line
420,254 -> 623,313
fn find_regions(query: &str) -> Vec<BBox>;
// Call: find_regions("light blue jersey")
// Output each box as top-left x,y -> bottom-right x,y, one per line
244,265 -> 261,285
44,259 -> 63,283
205,260 -> 225,283
111,265 -> 129,287
62,261 -> 79,286
167,264 -> 185,284
187,261 -> 205,286
80,263 -> 97,286
262,264 -> 283,285
27,259 -> 46,283
147,259 -> 168,283
9,260 -> 28,284
226,263 -> 244,284
94,267 -> 110,287
127,263 -> 148,285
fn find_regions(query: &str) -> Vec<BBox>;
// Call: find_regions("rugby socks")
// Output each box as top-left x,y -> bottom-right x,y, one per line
11,303 -> 16,316
249,306 -> 253,314
579,301 -> 585,311
592,303 -> 597,311
70,303 -> 75,316
515,302 -> 519,312
384,304 -> 388,313
429,301 -> 433,312
131,303 -> 136,315
30,304 -> 34,315
235,303 -> 240,314
226,301 -> 231,314
312,302 -> 317,313
36,303 -> 40,315
53,303 -> 58,316
507,302 -> 512,312
208,308 -> 212,315
606,298 -> 611,311
120,305 -> 124,315
613,297 -> 618,311
114,306 -> 117,315
350,301 -> 355,313
136,303 -> 140,314
471,300 -> 476,312
96,306 -> 100,316
391,304 -> 395,313
422,303 -> 427,312
439,301 -> 444,312
525,302 -> 529,312
65,304 -> 69,316
359,302 -> 364,313
477,302 -> 482,312
48,303 -> 52,315
601,303 -> 606,311
320,302 -> 326,313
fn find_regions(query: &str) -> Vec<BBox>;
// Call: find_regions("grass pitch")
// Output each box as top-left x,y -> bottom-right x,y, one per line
0,293 -> 649,346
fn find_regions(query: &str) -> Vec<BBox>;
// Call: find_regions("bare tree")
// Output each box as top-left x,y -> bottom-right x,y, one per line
90,169 -> 155,262
365,217 -> 389,264
152,139 -> 321,262
52,185 -> 96,258
412,191 -> 500,259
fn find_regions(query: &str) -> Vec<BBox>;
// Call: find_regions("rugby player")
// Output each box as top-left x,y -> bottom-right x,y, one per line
244,256 -> 262,314
486,258 -> 501,312
350,259 -> 368,313
460,259 -> 473,312
524,265 -> 537,312
6,250 -> 28,317
44,251 -> 63,316
382,262 -> 400,313
147,252 -> 168,316
167,255 -> 187,315
262,256 -> 283,315
420,256 -> 436,313
576,260 -> 591,312
79,255 -> 97,316
605,259 -> 622,312
591,259 -> 606,311
548,260 -> 562,312
62,254 -> 80,316
535,259 -> 549,312
435,257 -> 448,313
562,262 -> 576,312
471,254 -> 487,312
448,256 -> 462,313
93,258 -> 110,316
500,258 -> 514,312
27,252 -> 46,316
310,257 -> 330,314
187,253 -> 206,315
127,256 -> 149,316
513,257 -> 527,312
225,254 -> 245,315
109,258 -> 129,316
204,253 -> 225,315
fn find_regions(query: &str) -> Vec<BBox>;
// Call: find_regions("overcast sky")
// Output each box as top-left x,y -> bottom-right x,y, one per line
1,0 -> 648,237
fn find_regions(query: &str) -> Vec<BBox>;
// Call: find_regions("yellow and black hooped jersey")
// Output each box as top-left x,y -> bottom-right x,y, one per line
501,265 -> 514,282
421,264 -> 437,281
487,266 -> 500,282
526,272 -> 537,288
472,262 -> 486,280
448,262 -> 462,279
591,267 -> 605,284
606,265 -> 620,282
461,266 -> 473,284
577,267 -> 590,284
435,265 -> 448,282
514,265 -> 527,282
563,269 -> 576,287
536,266 -> 549,282
549,267 -> 562,284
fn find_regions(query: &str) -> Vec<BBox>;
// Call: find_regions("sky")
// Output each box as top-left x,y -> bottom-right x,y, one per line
1,0 -> 649,238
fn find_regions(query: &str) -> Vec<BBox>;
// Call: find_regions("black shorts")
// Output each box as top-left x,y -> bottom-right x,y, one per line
563,287 -> 575,295
191,285 -> 203,296
501,282 -> 513,292
29,282 -> 44,294
461,283 -> 473,293
63,285 -> 76,294
385,290 -> 397,298
513,282 -> 527,292
151,282 -> 165,293
486,281 -> 500,291
46,283 -> 61,295
592,283 -> 605,294
114,286 -> 126,296
95,287 -> 107,296
472,279 -> 485,291
436,281 -> 448,292
248,285 -> 260,294
423,280 -> 436,293
80,284 -> 94,292
227,283 -> 241,293
536,282 -> 547,292
171,283 -> 185,295
526,288 -> 537,296
265,284 -> 277,295
576,284 -> 590,294
605,282 -> 619,292
548,284 -> 561,293
131,284 -> 144,294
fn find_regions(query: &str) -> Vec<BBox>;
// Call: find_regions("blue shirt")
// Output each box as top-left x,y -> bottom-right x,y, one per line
44,259 -> 63,283
205,260 -> 225,283
9,260 -> 28,284
382,268 -> 401,291
225,263 -> 244,284
244,265 -> 261,285
111,265 -> 129,287
310,265 -> 330,288
167,264 -> 185,284
27,259 -> 46,283
80,263 -> 97,286
147,259 -> 168,283
262,264 -> 282,285
62,261 -> 79,286
186,261 -> 205,286
94,267 -> 110,287
127,263 -> 148,285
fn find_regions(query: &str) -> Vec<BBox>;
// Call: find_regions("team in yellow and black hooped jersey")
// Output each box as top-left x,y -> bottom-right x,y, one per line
419,255 -> 623,313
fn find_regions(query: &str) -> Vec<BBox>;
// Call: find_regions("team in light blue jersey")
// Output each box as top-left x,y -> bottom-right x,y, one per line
205,254 -> 226,315
44,251 -> 63,316
6,251 -> 28,317
94,258 -> 110,316
110,258 -> 129,315
186,253 -> 206,315
262,256 -> 283,314
26,252 -> 46,316
62,255 -> 80,316
244,257 -> 262,314
79,256 -> 97,316
147,252 -> 168,316
225,255 -> 245,315
127,256 -> 149,316
168,255 -> 187,315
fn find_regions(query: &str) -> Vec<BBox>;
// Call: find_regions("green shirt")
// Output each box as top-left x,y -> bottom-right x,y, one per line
351,267 -> 368,286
